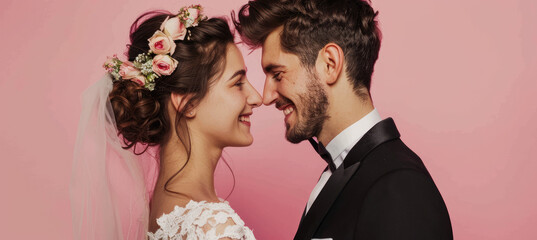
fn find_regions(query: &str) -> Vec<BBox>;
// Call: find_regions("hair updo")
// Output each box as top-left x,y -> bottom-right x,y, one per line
109,10 -> 234,153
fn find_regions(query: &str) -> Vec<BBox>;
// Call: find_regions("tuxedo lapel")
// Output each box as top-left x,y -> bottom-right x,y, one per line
298,205 -> 307,228
342,118 -> 400,168
298,165 -> 330,226
294,118 -> 401,240
294,161 -> 361,240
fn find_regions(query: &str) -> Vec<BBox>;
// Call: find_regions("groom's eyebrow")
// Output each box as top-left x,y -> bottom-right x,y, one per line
228,69 -> 246,81
263,64 -> 284,74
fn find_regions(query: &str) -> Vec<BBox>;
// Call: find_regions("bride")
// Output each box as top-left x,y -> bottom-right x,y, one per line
71,5 -> 260,240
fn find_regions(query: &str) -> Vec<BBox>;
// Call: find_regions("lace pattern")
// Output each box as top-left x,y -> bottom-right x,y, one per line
147,200 -> 255,240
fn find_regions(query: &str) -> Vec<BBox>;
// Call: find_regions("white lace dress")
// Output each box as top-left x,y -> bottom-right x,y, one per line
147,200 -> 255,240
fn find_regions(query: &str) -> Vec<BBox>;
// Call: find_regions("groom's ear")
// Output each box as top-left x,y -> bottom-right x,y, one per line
316,43 -> 344,85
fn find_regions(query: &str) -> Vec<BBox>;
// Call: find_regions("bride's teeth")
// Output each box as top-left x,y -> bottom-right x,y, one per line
239,116 -> 250,122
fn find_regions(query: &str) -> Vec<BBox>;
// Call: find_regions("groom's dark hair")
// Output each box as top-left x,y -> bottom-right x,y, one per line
233,0 -> 381,98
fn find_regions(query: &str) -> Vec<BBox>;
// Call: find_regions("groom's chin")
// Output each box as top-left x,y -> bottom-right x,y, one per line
285,129 -> 307,144
286,137 -> 303,144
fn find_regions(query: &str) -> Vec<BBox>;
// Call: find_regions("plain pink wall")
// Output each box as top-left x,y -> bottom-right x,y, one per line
1,0 -> 536,239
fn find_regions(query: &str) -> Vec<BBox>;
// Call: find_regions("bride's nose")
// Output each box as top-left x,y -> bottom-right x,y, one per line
246,82 -> 262,108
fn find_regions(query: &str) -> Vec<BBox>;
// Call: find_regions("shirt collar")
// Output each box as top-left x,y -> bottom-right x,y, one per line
325,109 -> 382,168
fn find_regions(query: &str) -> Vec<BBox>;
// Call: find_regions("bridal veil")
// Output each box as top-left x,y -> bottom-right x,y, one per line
70,75 -> 159,239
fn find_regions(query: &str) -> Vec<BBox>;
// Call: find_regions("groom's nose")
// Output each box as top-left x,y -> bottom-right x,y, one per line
262,78 -> 278,106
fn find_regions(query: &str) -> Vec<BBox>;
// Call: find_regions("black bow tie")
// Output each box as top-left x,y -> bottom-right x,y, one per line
308,138 -> 336,172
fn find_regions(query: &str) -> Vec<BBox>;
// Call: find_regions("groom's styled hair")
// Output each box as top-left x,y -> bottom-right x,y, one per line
233,0 -> 381,98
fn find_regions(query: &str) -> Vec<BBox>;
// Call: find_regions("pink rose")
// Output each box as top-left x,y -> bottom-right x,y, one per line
103,55 -> 118,71
162,17 -> 187,41
188,7 -> 200,21
152,54 -> 178,76
119,61 -> 142,79
148,30 -> 176,55
130,75 -> 146,86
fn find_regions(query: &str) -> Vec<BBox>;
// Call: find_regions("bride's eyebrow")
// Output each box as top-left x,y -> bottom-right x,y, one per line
228,69 -> 246,81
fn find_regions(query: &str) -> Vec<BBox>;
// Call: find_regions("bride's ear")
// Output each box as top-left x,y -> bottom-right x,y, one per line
171,92 -> 196,118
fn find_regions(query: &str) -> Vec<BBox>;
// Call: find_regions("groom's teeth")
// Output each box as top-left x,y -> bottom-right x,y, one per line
283,106 -> 294,116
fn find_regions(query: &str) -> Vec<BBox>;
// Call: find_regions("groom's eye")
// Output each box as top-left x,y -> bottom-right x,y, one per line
273,72 -> 282,82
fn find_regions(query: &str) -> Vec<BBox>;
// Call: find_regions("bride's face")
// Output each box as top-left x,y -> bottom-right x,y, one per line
191,43 -> 262,148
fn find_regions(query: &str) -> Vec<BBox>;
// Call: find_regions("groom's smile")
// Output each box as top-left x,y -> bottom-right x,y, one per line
282,105 -> 294,121
277,101 -> 295,124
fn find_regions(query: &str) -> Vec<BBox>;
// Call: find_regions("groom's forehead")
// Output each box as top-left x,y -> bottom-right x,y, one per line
261,28 -> 283,69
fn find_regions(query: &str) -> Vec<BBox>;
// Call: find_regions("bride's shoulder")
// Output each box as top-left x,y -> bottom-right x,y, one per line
148,200 -> 255,240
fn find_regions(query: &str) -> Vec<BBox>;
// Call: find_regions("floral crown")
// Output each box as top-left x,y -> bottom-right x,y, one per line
103,5 -> 207,91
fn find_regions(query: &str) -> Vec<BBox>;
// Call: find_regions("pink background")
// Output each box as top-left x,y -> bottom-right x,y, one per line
1,0 -> 536,239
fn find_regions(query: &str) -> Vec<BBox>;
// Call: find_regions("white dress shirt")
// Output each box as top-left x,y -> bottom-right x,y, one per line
305,109 -> 382,214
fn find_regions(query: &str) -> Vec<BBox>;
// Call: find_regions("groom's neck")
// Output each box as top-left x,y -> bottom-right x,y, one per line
317,89 -> 374,146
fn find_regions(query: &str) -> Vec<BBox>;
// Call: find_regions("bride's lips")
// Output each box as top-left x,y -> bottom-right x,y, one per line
239,113 -> 252,127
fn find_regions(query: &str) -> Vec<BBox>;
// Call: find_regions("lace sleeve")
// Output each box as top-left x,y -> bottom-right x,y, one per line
147,201 -> 255,240
197,208 -> 255,240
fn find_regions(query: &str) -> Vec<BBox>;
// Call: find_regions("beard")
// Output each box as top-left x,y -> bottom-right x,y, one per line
282,72 -> 329,143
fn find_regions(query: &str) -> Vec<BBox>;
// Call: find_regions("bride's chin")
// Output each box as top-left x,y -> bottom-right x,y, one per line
244,138 -> 254,146
230,134 -> 254,147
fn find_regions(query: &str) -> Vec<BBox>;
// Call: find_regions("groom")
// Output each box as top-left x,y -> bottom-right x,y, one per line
234,0 -> 452,239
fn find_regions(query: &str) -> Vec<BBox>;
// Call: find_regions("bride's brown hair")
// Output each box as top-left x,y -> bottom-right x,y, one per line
109,10 -> 233,152
108,11 -> 235,195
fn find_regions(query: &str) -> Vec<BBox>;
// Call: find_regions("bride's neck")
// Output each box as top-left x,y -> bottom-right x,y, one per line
158,134 -> 222,202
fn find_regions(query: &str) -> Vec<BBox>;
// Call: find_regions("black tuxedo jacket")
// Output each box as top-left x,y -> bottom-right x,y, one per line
294,118 -> 453,240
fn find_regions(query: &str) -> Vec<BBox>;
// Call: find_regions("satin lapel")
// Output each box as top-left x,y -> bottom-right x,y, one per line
298,165 -> 329,226
298,206 -> 307,228
342,118 -> 400,168
293,118 -> 400,240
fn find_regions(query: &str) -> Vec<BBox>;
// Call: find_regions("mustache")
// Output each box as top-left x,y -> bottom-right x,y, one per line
275,95 -> 293,109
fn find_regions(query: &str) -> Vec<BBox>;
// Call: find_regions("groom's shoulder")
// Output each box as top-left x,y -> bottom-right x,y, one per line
363,137 -> 428,174
352,139 -> 453,238
345,137 -> 440,199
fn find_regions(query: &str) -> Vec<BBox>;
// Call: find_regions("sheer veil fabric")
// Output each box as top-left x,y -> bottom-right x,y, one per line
70,75 -> 159,240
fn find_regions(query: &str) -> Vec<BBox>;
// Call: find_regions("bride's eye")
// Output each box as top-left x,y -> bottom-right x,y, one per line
234,80 -> 244,88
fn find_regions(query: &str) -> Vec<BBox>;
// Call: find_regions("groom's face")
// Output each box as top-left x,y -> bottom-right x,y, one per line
260,28 -> 329,143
